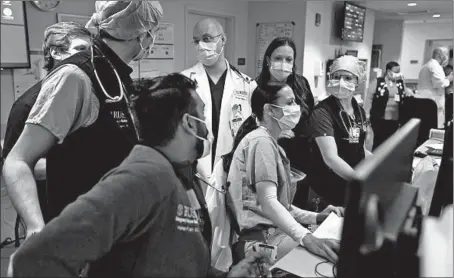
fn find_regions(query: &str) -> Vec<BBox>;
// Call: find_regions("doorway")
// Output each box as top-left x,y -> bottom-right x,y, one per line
185,10 -> 235,69
423,39 -> 453,64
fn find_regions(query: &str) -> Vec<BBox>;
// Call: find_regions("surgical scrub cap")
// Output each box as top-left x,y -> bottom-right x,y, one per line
330,55 -> 367,83
86,1 -> 163,41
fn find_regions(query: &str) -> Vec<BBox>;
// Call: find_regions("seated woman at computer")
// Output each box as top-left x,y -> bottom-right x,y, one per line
223,82 -> 343,264
364,61 -> 414,150
307,55 -> 372,208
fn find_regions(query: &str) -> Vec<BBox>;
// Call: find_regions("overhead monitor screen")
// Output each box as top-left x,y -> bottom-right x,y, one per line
1,1 -> 30,68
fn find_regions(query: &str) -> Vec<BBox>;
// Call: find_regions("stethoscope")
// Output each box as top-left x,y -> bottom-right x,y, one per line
195,173 -> 227,194
90,44 -> 141,141
335,97 -> 367,134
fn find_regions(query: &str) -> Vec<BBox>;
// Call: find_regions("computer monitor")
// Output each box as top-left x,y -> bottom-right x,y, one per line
429,120 -> 453,217
337,119 -> 421,278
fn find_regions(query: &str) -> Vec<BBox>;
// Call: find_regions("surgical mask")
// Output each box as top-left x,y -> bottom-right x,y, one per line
196,37 -> 224,66
270,104 -> 301,130
441,56 -> 449,67
132,32 -> 155,61
188,115 -> 213,159
328,78 -> 356,99
270,61 -> 293,81
388,72 -> 401,80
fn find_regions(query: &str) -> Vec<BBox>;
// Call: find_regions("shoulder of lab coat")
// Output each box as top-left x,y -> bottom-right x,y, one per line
181,62 -> 204,77
428,59 -> 450,89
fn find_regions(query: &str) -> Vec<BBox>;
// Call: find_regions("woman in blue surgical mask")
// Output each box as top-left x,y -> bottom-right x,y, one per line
365,61 -> 414,150
307,55 -> 372,208
256,37 -> 314,208
223,83 -> 343,265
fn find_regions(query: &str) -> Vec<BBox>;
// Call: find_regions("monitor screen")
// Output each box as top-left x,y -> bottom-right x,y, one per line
342,2 -> 366,42
1,1 -> 30,69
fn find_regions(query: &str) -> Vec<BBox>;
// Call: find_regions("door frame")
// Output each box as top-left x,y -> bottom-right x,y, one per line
184,5 -> 236,69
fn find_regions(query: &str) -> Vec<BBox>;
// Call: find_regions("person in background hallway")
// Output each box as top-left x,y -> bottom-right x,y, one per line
224,83 -> 343,264
9,74 -> 270,278
365,61 -> 414,150
417,46 -> 453,128
443,49 -> 453,124
2,1 -> 163,238
2,22 -> 92,223
255,37 -> 314,208
181,18 -> 257,184
308,55 -> 372,208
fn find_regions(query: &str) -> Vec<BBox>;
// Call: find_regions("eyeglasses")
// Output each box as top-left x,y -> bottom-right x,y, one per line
330,73 -> 357,83
192,33 -> 222,45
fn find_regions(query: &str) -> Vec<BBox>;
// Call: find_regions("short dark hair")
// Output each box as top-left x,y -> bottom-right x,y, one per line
43,22 -> 92,72
385,61 -> 400,71
223,83 -> 286,172
133,73 -> 199,147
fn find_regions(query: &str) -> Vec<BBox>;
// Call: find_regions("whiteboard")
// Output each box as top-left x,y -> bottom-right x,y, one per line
255,22 -> 295,76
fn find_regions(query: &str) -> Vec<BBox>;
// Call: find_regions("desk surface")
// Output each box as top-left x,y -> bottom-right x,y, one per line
271,246 -> 335,277
412,138 -> 443,169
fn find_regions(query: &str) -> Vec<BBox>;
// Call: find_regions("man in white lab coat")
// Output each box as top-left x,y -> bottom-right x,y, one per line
417,46 -> 453,127
182,18 -> 257,182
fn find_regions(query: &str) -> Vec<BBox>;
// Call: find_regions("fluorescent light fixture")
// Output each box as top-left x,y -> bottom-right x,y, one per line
407,2 -> 417,6
433,14 -> 441,18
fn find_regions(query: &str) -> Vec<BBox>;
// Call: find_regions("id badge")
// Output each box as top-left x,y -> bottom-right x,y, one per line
252,242 -> 278,262
394,93 -> 400,102
348,127 -> 360,144
231,103 -> 244,136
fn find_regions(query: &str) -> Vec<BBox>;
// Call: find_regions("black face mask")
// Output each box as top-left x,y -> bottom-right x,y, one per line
195,120 -> 209,159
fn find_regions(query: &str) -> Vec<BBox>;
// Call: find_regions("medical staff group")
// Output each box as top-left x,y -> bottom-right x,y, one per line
2,1 -> 452,277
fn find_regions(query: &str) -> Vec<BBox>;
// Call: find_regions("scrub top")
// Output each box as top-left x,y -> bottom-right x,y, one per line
207,69 -> 227,166
308,95 -> 367,206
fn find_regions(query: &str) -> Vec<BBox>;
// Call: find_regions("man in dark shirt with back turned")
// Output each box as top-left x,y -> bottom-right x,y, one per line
10,74 -> 269,277
2,22 -> 92,222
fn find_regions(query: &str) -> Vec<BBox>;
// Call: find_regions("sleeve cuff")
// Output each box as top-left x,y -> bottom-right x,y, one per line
298,230 -> 312,247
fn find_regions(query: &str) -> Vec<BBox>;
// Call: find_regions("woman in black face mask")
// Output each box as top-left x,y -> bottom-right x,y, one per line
365,61 -> 414,150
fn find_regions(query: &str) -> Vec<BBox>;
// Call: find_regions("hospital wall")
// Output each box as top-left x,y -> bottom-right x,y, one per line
373,20 -> 404,69
302,1 -> 376,100
247,0 -> 308,78
400,21 -> 454,80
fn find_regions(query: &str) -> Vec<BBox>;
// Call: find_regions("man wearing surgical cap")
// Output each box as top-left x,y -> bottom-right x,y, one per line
307,55 -> 372,208
3,0 -> 163,245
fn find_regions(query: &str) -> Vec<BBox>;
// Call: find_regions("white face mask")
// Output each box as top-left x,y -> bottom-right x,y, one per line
188,115 -> 214,159
132,32 -> 155,61
196,37 -> 224,66
270,61 -> 293,81
388,71 -> 401,80
270,104 -> 301,130
328,78 -> 356,99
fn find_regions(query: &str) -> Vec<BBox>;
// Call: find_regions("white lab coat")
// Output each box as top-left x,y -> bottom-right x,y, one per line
417,59 -> 450,127
181,59 -> 257,180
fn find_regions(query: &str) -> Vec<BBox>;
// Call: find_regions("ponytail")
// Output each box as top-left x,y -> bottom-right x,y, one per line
222,115 -> 258,173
